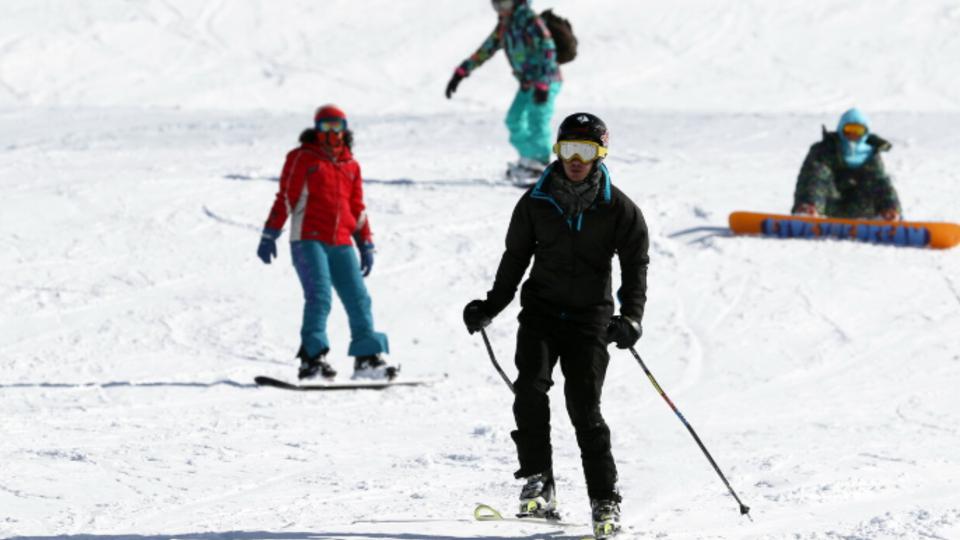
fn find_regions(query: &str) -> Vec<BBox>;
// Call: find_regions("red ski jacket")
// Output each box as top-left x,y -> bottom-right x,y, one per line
264,140 -> 372,246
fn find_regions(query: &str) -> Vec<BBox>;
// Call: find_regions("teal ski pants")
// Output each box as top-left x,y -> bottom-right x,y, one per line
290,240 -> 389,358
505,82 -> 562,164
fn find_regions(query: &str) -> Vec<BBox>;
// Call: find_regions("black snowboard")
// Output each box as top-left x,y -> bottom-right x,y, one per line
254,375 -> 438,391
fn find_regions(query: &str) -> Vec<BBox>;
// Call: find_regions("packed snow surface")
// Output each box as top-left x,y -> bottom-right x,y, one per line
1,1 -> 958,539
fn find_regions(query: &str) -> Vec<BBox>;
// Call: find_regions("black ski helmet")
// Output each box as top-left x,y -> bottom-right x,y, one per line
557,112 -> 609,147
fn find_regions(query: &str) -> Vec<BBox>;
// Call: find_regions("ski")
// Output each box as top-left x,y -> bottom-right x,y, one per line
474,503 -> 624,539
473,503 -> 586,528
253,375 -> 440,391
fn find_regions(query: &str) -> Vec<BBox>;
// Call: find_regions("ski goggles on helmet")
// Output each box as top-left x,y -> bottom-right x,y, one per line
841,122 -> 867,141
553,140 -> 608,162
315,118 -> 346,133
491,0 -> 513,10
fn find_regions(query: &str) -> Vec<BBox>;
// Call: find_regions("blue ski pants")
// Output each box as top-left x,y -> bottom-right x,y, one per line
505,82 -> 562,164
290,240 -> 389,358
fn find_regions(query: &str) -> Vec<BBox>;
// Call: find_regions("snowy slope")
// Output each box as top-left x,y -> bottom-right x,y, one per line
4,0 -> 960,113
1,2 -> 959,539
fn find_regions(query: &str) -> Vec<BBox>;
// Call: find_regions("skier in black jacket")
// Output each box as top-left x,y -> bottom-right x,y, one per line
463,112 -> 649,539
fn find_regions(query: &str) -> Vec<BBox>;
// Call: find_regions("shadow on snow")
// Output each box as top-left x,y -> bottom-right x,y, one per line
0,380 -> 257,390
8,530 -> 584,540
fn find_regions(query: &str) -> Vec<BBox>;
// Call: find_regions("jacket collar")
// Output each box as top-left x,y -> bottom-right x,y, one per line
821,126 -> 892,153
531,161 -> 612,205
529,162 -> 612,231
301,141 -> 350,162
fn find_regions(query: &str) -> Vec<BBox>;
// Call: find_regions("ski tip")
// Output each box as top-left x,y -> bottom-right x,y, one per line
474,503 -> 503,521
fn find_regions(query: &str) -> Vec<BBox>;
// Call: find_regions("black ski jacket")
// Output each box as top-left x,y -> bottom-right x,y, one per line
485,162 -> 649,330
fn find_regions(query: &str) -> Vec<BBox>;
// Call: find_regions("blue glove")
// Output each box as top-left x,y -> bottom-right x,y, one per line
353,232 -> 375,277
257,228 -> 281,264
357,242 -> 375,277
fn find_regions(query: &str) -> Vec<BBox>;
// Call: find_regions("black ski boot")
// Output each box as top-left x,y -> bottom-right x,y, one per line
352,354 -> 399,381
297,346 -> 336,380
590,496 -> 622,539
518,470 -> 559,519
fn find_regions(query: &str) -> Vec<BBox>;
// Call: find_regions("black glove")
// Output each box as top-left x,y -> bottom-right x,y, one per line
606,315 -> 641,349
532,86 -> 549,104
445,70 -> 465,99
463,299 -> 492,334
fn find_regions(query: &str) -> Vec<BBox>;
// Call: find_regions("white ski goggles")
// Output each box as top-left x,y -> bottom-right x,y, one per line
553,140 -> 608,163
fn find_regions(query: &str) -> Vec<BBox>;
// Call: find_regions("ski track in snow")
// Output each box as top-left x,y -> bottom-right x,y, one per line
3,1 -> 960,539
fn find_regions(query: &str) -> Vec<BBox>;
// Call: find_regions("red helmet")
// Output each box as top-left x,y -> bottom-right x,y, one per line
314,104 -> 347,125
312,104 -> 349,147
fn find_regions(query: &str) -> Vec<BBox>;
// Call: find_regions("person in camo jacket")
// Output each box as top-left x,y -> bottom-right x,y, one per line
792,108 -> 902,220
444,0 -> 561,180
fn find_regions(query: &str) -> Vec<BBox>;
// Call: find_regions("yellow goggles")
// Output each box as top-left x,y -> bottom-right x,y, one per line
553,140 -> 608,162
841,123 -> 867,141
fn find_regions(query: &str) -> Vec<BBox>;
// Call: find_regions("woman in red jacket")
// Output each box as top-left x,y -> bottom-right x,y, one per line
257,105 -> 394,381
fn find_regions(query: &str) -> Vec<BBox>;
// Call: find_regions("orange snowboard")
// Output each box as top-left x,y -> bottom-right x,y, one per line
728,211 -> 960,249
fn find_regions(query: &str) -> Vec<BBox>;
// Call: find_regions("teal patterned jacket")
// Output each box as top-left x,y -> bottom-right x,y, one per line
457,1 -> 561,90
791,129 -> 902,219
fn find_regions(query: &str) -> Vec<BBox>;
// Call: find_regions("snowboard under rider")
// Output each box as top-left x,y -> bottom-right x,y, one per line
792,108 -> 902,221
256,105 -> 395,381
445,0 -> 562,180
463,112 -> 649,539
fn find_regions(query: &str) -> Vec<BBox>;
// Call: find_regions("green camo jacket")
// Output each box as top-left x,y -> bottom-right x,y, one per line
791,129 -> 901,219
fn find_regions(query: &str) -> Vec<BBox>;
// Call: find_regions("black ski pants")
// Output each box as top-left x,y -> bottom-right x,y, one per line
510,311 -> 618,500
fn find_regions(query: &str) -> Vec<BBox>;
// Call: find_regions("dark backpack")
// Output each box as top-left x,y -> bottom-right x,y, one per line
540,9 -> 577,64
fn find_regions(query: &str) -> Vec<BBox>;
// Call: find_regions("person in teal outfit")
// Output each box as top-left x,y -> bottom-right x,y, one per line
445,0 -> 562,180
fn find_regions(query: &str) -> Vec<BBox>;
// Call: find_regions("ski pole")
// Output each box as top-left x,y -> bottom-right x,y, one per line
480,328 -> 515,394
628,346 -> 752,520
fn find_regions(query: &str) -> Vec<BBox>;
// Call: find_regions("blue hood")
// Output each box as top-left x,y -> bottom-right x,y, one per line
837,108 -> 873,168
